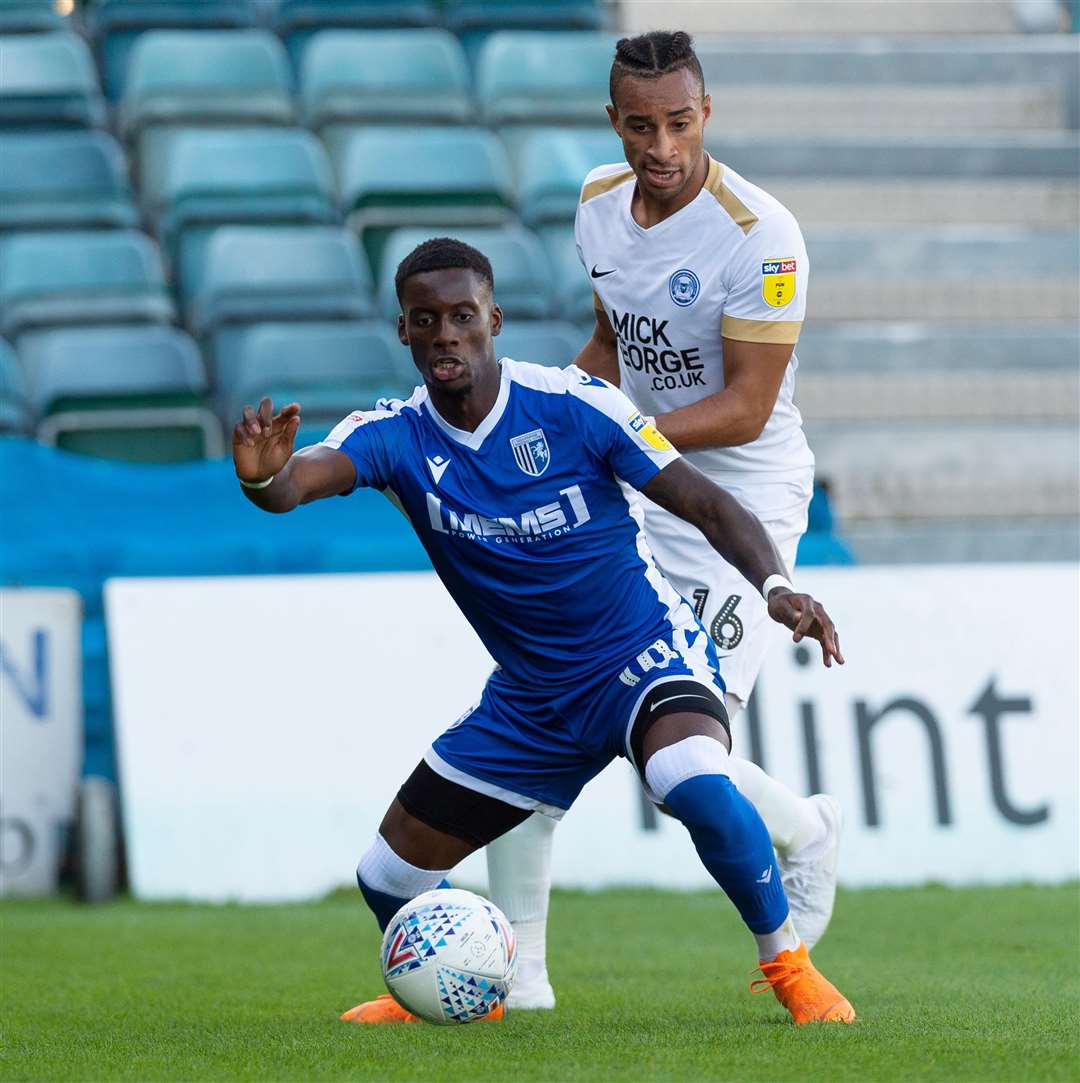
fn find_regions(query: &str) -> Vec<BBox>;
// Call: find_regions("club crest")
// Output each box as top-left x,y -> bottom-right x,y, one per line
509,428 -> 550,477
669,268 -> 700,307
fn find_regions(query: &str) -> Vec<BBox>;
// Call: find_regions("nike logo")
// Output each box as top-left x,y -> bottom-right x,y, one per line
590,265 -> 616,278
650,693 -> 718,713
426,455 -> 450,484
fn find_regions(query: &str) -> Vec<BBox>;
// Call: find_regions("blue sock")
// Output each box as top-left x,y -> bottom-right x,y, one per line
357,871 -> 452,932
664,774 -> 788,934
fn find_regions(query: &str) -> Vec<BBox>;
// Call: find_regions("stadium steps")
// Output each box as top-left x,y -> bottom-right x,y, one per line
843,521 -> 1080,564
691,85 -> 1066,136
759,179 -> 1079,228
622,0 -> 1025,36
796,372 -> 1079,424
806,423 -> 1080,523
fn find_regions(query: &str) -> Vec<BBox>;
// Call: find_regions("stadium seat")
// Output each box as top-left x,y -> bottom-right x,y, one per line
0,337 -> 33,434
18,323 -> 222,462
513,127 -> 624,227
378,225 -> 555,320
273,0 -> 442,68
183,226 -> 375,340
213,320 -> 414,429
0,230 -> 174,340
87,0 -> 257,101
446,0 -> 606,62
143,128 -> 339,270
476,32 -> 614,127
0,131 -> 137,232
0,32 -> 106,128
334,127 -> 515,271
495,320 -> 582,367
534,223 -> 592,325
0,0 -> 66,35
119,30 -> 295,142
300,30 -> 471,131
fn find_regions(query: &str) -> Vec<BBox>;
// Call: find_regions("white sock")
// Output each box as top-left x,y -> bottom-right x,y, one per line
486,813 -> 556,986
356,833 -> 449,898
754,914 -> 802,962
724,694 -> 825,856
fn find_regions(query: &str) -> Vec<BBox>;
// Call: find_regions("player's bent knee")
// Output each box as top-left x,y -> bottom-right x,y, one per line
644,734 -> 734,806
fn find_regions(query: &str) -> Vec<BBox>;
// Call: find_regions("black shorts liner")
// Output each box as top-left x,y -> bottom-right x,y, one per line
627,678 -> 731,777
397,759 -> 533,848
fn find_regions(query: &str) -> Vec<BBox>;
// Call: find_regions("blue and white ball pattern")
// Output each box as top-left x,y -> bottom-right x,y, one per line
380,888 -> 517,1025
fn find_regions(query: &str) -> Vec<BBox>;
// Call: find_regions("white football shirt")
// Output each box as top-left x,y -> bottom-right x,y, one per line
574,156 -> 814,515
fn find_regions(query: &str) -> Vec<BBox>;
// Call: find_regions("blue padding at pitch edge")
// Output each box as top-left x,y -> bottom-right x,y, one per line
0,438 -> 431,781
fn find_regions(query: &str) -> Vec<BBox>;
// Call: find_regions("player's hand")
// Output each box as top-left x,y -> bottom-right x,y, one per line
232,398 -> 301,484
767,590 -> 844,668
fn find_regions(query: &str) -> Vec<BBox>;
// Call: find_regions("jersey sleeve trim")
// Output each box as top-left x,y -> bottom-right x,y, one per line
704,157 -> 758,235
721,315 -> 802,345
581,167 -> 635,204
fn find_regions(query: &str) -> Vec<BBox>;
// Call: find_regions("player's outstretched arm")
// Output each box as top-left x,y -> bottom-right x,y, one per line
642,459 -> 843,667
233,397 -> 355,514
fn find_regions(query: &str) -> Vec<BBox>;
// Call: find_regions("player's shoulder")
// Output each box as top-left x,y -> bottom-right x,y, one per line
578,161 -> 636,209
703,159 -> 801,244
322,386 -> 424,448
503,357 -> 614,399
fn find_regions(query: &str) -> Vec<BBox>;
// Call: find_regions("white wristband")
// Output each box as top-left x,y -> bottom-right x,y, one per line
762,574 -> 795,601
239,474 -> 275,490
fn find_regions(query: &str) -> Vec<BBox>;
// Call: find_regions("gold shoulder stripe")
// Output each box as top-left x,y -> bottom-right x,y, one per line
721,315 -> 801,345
705,158 -> 757,235
581,169 -> 635,204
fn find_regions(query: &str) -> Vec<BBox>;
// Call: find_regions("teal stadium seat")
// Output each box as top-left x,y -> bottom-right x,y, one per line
300,30 -> 471,131
273,0 -> 441,68
496,320 -> 582,368
534,222 -> 592,324
119,30 -> 295,142
334,127 -> 514,270
0,131 -> 137,232
514,127 -> 624,228
87,0 -> 256,101
0,337 -> 32,434
476,32 -> 614,128
0,230 -> 174,340
0,32 -> 106,128
184,226 -> 374,340
214,320 -> 414,429
18,323 -> 222,461
0,0 -> 65,35
378,225 -> 554,320
142,127 -> 338,273
446,0 -> 606,62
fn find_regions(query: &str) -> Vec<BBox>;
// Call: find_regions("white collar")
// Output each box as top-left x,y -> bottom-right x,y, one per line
421,367 -> 510,451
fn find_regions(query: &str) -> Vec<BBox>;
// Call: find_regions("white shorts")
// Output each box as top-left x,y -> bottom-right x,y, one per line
642,486 -> 810,704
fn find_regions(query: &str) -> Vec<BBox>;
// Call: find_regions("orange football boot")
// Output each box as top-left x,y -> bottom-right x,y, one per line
750,942 -> 856,1024
340,993 -> 506,1025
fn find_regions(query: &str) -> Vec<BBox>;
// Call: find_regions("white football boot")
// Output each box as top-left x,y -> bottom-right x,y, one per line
778,794 -> 842,950
506,957 -> 556,1011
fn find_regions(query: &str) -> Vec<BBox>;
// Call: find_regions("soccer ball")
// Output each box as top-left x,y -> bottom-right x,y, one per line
380,888 -> 517,1025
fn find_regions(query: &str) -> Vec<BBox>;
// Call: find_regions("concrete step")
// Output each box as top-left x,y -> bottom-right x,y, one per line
702,85 -> 1065,136
845,521 -> 1080,563
796,322 -> 1079,371
808,423 -> 1079,521
705,136 -> 1080,178
796,371 -> 1079,422
764,178 -> 1079,227
623,0 -> 1021,36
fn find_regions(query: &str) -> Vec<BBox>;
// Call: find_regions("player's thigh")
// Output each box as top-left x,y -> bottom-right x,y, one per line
652,512 -> 805,704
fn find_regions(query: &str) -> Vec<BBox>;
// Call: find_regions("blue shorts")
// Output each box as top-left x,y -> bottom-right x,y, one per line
426,626 -> 726,818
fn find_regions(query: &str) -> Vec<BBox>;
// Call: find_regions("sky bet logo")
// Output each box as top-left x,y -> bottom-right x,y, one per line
762,258 -> 797,275
611,308 -> 706,391
425,485 -> 591,544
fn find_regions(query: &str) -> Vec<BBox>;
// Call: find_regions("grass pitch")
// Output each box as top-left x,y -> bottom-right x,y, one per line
2,884 -> 1076,1082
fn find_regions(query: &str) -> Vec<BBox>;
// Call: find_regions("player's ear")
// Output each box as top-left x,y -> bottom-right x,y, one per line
606,102 -> 619,133
490,302 -> 503,337
701,93 -> 712,125
397,313 -> 408,346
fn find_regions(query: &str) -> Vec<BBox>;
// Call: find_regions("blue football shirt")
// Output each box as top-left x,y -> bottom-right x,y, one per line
322,359 -> 700,687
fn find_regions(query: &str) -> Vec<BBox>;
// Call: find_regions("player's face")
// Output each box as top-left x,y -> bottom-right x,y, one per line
608,68 -> 711,204
397,267 -> 503,396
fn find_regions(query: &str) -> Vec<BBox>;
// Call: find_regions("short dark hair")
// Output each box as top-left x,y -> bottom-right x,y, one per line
394,237 -> 494,303
609,31 -> 705,107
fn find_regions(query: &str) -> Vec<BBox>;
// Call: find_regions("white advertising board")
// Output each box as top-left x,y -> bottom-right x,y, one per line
105,566 -> 1079,902
0,589 -> 83,895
